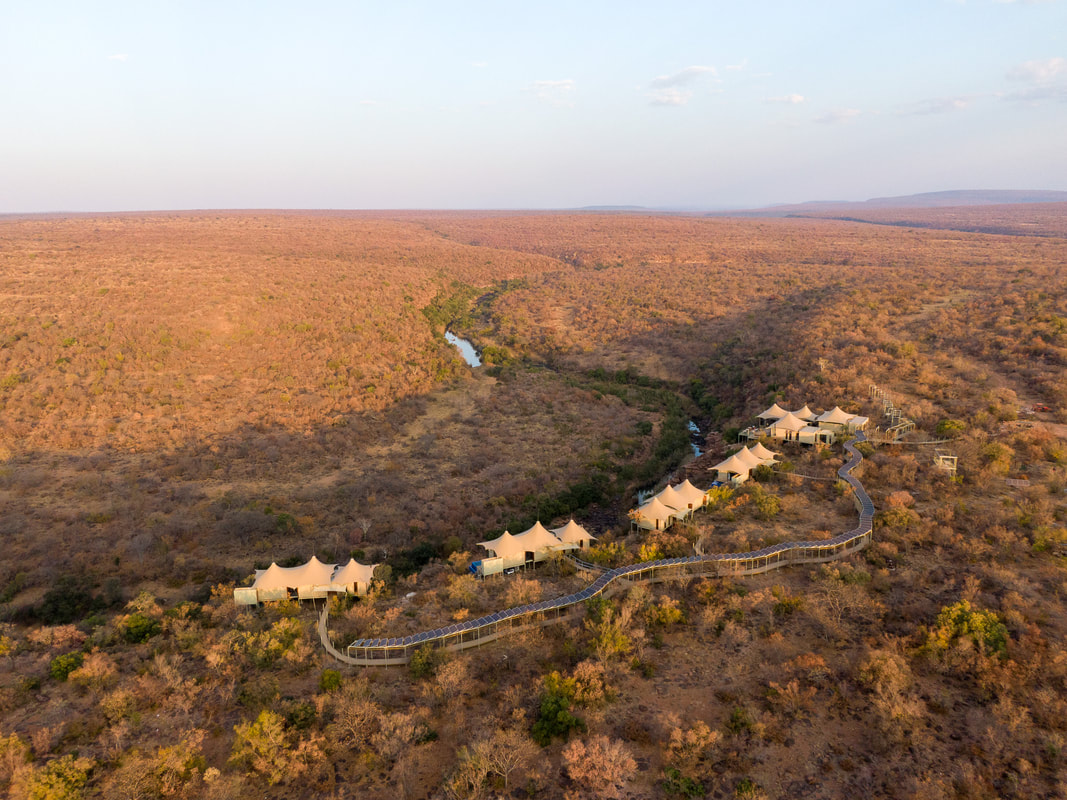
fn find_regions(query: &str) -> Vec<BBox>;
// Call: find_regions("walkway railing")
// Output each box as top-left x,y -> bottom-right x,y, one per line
327,434 -> 873,667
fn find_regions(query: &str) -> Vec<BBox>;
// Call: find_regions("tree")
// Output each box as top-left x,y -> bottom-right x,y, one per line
562,735 -> 636,799
9,754 -> 94,800
230,710 -> 323,786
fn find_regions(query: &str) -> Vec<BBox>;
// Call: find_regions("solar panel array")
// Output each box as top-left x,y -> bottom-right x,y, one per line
345,432 -> 876,664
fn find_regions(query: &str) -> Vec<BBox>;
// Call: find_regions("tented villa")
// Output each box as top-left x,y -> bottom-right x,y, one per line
472,520 -> 593,577
629,478 -> 710,531
741,402 -> 868,446
709,443 -> 780,486
233,556 -> 379,606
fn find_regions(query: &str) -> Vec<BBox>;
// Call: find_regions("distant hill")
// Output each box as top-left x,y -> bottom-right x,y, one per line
723,190 -> 1067,217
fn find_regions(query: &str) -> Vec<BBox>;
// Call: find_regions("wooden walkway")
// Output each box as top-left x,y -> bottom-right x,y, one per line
322,433 -> 875,667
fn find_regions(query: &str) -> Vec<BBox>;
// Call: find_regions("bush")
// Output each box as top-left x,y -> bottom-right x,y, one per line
319,669 -> 343,692
409,643 -> 441,680
123,612 -> 161,644
927,600 -> 1009,659
531,673 -> 588,746
663,767 -> 705,798
49,651 -> 85,681
936,419 -> 966,438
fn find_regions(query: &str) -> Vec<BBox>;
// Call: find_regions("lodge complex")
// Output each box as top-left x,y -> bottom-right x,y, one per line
235,399 -> 868,604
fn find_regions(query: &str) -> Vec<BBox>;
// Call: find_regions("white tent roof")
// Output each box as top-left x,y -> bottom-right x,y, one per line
818,406 -> 855,424
772,411 -> 808,432
332,559 -> 377,587
656,484 -> 689,510
757,402 -> 789,420
478,531 -> 525,559
515,521 -> 564,551
635,496 -> 679,524
793,405 -> 817,421
748,441 -> 779,462
733,447 -> 764,469
712,452 -> 751,476
674,479 -> 707,508
550,519 -> 596,544
253,556 -> 337,592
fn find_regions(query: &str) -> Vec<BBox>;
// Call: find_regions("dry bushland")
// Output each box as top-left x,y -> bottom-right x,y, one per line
1,208 -> 1066,797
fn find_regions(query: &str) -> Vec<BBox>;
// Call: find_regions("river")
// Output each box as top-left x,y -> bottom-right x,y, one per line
444,331 -> 482,367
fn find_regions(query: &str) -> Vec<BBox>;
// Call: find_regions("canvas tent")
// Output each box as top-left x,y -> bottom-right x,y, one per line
733,447 -> 764,471
817,406 -> 855,428
674,479 -> 708,509
478,531 -> 527,567
711,451 -> 752,484
236,556 -> 339,604
748,441 -> 779,462
551,519 -> 596,550
757,403 -> 789,423
331,559 -> 378,597
631,496 -> 682,530
515,521 -> 568,554
655,484 -> 692,515
769,411 -> 807,440
793,404 -> 817,422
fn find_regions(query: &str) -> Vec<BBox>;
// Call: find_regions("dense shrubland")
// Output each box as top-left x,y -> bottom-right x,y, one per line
1,209 -> 1066,797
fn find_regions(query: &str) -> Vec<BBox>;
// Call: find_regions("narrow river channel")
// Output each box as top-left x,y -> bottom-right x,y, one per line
444,331 -> 482,367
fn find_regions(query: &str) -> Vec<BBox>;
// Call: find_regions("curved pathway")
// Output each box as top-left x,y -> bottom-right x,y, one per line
324,433 -> 874,666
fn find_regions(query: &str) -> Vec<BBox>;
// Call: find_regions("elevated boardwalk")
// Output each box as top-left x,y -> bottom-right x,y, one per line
325,434 -> 874,667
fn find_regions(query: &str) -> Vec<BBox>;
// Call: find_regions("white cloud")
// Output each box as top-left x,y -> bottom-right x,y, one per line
766,94 -> 805,104
814,108 -> 861,124
649,65 -> 717,89
528,79 -> 576,108
470,61 -> 488,68
1007,57 -> 1066,82
725,59 -> 748,72
107,54 -> 128,62
647,65 -> 717,106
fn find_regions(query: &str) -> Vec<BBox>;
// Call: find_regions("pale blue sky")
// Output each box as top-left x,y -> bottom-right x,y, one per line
2,1 -> 1065,211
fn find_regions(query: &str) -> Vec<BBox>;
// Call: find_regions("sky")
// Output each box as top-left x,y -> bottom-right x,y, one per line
2,0 -> 1066,212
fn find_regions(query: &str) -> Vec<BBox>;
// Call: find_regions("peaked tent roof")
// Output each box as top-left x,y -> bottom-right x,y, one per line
772,411 -> 808,432
635,496 -> 679,524
712,452 -> 752,476
674,479 -> 707,508
656,484 -> 689,510
734,447 -> 764,469
793,405 -> 817,421
758,402 -> 789,420
748,441 -> 779,462
332,559 -> 378,587
817,406 -> 855,424
478,531 -> 525,559
551,519 -> 596,544
253,556 -> 337,591
515,521 -> 564,551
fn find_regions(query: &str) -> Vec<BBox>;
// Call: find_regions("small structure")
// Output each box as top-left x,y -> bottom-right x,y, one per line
674,479 -> 709,509
630,496 -> 684,531
747,441 -> 779,462
711,451 -> 754,484
655,484 -> 693,518
475,522 -> 575,576
757,403 -> 790,424
933,452 -> 958,478
331,559 -> 378,597
235,556 -> 379,606
550,519 -> 596,550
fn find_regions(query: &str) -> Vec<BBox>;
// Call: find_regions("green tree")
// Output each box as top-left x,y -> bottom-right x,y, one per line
12,754 -> 93,800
